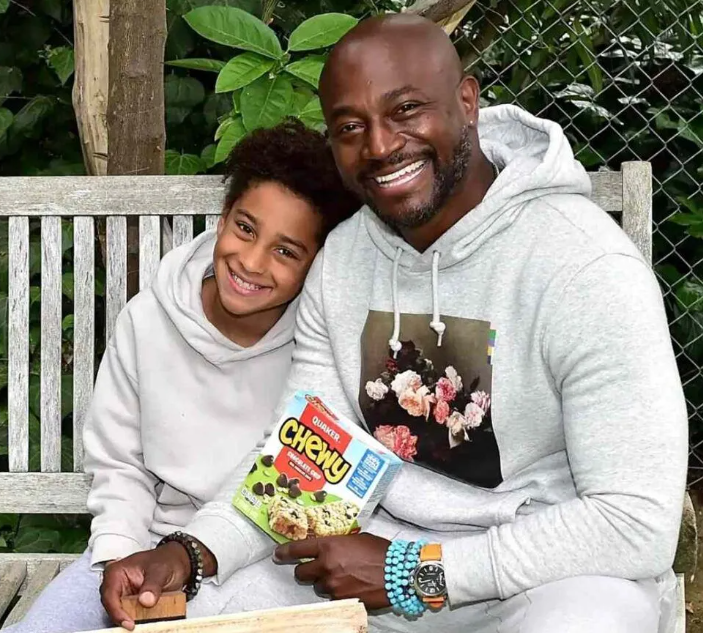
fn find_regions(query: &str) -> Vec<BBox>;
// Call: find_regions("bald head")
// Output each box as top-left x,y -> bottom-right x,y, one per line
320,14 -> 464,97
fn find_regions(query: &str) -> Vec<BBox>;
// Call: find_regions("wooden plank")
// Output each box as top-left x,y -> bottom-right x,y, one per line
2,561 -> 60,628
0,562 -> 26,621
0,555 -> 79,595
122,591 -> 186,624
139,216 -> 161,291
589,170 -> 623,212
0,473 -> 91,514
0,176 -> 224,217
205,215 -> 219,231
7,216 -> 29,473
73,217 -> 95,472
40,216 -> 62,473
621,161 -> 653,263
172,215 -> 194,248
84,599 -> 367,633
106,216 -> 127,341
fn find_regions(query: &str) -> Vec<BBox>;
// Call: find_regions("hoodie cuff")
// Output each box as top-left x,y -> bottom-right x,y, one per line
442,531 -> 500,606
184,512 -> 274,586
90,534 -> 144,570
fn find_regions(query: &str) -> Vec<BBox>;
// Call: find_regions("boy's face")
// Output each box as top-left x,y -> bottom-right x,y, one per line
213,181 -> 323,319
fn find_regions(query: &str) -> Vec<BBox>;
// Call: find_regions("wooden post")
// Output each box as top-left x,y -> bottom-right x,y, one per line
73,0 -> 109,176
107,0 -> 167,296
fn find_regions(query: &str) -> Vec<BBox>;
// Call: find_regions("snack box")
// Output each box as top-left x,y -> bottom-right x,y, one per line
233,391 -> 403,543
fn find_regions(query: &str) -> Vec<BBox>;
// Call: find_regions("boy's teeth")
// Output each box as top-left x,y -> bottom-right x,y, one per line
375,160 -> 426,184
232,273 -> 263,290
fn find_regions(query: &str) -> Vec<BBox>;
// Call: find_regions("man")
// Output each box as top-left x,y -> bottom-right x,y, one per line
102,14 -> 687,633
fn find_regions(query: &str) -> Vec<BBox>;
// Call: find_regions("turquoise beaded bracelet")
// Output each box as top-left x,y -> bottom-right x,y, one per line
384,539 -> 428,617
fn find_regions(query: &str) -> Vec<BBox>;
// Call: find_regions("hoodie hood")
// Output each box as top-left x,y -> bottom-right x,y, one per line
152,229 -> 298,365
365,104 -> 592,272
363,105 -> 592,352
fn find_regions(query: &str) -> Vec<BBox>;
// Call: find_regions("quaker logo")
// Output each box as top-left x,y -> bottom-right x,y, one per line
359,311 -> 501,489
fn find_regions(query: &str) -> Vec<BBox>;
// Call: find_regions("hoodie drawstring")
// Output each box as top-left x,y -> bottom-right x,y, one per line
429,251 -> 446,347
388,247 -> 403,358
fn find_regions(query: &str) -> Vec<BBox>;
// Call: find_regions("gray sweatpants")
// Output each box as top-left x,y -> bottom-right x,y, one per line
3,549 -> 677,633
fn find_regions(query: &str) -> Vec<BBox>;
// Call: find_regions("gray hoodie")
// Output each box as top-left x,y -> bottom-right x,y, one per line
84,230 -> 297,567
185,105 -> 687,606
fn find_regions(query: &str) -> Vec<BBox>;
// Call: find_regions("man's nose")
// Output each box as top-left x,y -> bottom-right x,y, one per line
361,122 -> 405,162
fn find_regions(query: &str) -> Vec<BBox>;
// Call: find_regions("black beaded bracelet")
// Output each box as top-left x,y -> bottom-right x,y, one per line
157,531 -> 204,601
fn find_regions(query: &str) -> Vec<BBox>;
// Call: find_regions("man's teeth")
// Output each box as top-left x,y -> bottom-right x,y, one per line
375,160 -> 427,186
232,273 -> 263,291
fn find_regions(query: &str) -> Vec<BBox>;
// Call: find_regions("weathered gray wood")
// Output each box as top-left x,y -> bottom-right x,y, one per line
173,215 -> 194,248
0,176 -> 224,216
0,562 -> 26,621
8,216 -> 29,473
622,161 -> 653,263
106,216 -> 127,341
0,555 -> 79,594
73,217 -> 95,472
0,473 -> 91,513
206,215 -> 219,231
2,561 -> 60,628
139,216 -> 161,291
40,216 -> 62,473
674,574 -> 685,633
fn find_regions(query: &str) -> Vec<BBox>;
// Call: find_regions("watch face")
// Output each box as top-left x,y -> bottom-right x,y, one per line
414,562 -> 446,598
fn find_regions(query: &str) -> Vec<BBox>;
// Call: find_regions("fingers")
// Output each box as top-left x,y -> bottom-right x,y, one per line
275,538 -> 321,563
138,562 -> 172,607
100,567 -> 137,630
293,558 -> 325,583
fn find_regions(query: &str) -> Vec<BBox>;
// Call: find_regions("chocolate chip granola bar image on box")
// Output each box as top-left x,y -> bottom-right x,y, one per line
233,391 -> 403,543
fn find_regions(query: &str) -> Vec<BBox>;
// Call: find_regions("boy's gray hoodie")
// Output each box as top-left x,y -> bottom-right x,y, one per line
84,230 -> 297,567
185,105 -> 687,606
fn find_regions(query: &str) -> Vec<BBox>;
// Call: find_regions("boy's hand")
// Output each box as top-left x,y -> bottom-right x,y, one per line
274,533 -> 391,610
100,540 -> 215,630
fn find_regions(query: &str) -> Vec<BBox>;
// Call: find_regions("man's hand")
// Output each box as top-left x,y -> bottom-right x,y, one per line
274,533 -> 391,610
100,540 -> 216,631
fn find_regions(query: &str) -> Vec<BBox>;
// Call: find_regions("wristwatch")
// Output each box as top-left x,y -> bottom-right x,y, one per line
413,543 -> 447,607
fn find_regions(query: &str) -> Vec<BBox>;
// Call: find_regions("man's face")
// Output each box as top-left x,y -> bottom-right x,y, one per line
321,41 -> 476,230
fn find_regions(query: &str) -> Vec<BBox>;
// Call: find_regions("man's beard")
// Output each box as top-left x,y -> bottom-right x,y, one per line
364,125 -> 473,231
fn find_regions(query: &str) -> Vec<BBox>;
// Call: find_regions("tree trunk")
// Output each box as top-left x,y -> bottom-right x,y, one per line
107,0 -> 167,297
407,0 -> 475,24
72,0 -> 109,176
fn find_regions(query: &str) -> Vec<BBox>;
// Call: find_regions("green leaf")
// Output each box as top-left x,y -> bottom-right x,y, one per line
284,55 -> 325,89
214,117 -> 246,164
215,117 -> 234,141
184,7 -> 282,59
0,0 -> 9,14
0,108 -> 12,138
290,88 -> 315,117
164,75 -> 205,125
62,314 -> 74,331
288,14 -> 358,52
62,272 -> 74,301
165,149 -> 206,175
241,74 -> 293,132
0,67 -> 23,106
233,89 -> 242,113
47,46 -> 75,85
166,58 -> 226,73
10,96 -> 54,137
298,95 -> 326,132
215,52 -> 274,93
201,144 -> 217,169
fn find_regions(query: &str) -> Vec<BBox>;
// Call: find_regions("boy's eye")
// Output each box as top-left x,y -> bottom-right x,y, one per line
235,222 -> 254,235
276,247 -> 298,259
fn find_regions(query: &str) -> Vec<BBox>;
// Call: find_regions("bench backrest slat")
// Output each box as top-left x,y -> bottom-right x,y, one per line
72,217 -> 95,472
8,216 -> 30,473
0,163 -> 652,512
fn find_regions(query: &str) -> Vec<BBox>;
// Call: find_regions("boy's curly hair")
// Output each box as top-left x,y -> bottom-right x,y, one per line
223,118 -> 359,241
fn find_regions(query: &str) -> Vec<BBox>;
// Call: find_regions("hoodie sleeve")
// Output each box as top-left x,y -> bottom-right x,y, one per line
442,253 -> 688,605
83,309 -> 160,568
183,252 -> 357,584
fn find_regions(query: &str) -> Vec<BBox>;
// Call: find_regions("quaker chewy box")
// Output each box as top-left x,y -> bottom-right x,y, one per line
233,391 -> 403,543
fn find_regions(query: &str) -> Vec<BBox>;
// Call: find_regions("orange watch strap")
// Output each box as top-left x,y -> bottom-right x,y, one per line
420,543 -> 442,562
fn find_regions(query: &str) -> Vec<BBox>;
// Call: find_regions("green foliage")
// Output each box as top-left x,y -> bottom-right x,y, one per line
175,7 -> 356,163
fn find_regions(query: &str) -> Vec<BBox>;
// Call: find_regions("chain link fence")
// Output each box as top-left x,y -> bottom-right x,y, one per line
430,0 -> 703,484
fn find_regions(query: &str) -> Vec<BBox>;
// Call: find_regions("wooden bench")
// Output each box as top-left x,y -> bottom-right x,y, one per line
0,164 -> 695,631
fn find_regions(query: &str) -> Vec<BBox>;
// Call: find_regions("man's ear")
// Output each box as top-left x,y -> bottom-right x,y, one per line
458,75 -> 480,125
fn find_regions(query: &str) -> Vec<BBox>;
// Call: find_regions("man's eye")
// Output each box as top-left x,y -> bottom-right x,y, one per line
397,103 -> 419,114
339,123 -> 361,135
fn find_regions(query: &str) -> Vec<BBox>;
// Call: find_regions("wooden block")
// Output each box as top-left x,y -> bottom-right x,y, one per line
83,598 -> 368,632
121,591 -> 186,623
